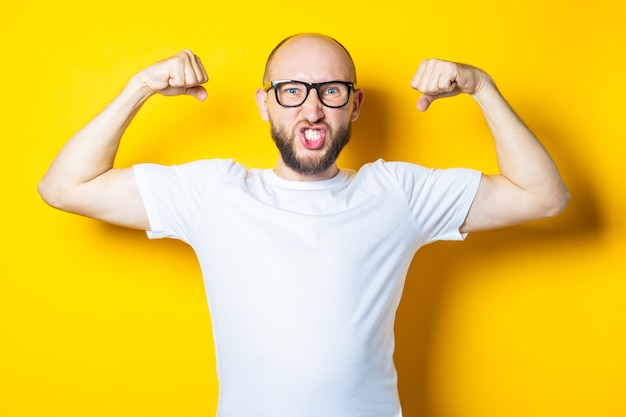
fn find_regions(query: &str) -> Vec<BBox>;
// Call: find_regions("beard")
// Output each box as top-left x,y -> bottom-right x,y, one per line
270,122 -> 351,176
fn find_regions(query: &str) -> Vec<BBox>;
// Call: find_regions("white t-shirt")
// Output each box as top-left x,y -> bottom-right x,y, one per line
133,158 -> 481,417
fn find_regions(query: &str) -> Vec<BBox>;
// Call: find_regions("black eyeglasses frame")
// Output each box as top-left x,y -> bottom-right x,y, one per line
264,79 -> 355,108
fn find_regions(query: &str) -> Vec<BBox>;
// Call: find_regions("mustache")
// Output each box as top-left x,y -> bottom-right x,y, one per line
296,120 -> 330,132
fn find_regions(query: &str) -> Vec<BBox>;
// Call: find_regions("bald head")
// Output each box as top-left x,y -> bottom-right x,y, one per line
263,34 -> 357,85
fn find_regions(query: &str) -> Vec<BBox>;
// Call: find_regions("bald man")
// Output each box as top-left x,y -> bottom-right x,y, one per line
40,33 -> 568,416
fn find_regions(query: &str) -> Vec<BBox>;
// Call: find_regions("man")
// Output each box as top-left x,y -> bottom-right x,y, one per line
39,34 -> 569,416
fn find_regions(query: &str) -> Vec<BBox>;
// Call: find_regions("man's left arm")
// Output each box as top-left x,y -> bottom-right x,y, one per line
411,59 -> 570,233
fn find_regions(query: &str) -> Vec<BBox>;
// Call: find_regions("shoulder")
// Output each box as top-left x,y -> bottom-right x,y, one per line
134,158 -> 246,181
354,159 -> 431,184
355,159 -> 481,204
358,158 -> 480,183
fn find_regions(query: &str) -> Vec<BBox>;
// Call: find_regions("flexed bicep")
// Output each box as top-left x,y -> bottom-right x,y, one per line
41,167 -> 150,231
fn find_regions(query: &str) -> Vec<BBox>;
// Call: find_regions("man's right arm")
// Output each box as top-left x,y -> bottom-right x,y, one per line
38,50 -> 208,230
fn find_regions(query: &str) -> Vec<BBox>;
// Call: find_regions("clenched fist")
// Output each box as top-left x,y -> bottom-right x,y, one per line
132,50 -> 209,101
411,59 -> 493,112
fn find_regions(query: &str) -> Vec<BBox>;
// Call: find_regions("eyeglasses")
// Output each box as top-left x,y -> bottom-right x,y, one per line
264,79 -> 354,108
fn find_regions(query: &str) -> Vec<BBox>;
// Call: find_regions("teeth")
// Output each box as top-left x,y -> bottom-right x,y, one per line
304,129 -> 320,141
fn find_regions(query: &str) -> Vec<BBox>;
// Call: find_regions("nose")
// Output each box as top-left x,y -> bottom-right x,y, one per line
300,88 -> 325,122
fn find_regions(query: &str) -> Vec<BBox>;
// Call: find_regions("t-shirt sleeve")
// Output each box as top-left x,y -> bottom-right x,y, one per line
381,160 -> 482,244
133,159 -> 239,242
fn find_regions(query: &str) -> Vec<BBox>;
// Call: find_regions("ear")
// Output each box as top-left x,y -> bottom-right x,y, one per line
255,88 -> 270,121
350,89 -> 364,122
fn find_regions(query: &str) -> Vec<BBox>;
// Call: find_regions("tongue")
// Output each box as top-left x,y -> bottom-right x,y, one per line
303,136 -> 324,150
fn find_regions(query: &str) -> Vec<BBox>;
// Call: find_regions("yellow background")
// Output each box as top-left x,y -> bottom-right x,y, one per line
2,0 -> 624,416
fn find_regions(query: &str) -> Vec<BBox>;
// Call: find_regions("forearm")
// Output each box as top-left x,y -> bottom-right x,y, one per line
39,77 -> 151,204
471,81 -> 569,214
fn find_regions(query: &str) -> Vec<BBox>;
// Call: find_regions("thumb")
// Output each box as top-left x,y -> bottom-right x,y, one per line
187,85 -> 208,101
417,95 -> 435,112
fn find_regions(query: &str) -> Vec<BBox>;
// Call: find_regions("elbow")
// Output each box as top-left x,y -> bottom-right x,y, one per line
38,177 -> 66,210
37,178 -> 56,207
543,187 -> 571,218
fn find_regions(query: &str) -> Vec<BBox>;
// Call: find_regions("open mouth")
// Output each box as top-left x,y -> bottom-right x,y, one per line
301,128 -> 326,150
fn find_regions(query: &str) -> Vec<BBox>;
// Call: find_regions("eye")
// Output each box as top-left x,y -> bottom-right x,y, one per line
320,83 -> 348,101
279,83 -> 305,96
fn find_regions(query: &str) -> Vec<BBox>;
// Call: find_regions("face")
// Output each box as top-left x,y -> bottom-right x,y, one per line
256,35 -> 364,180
